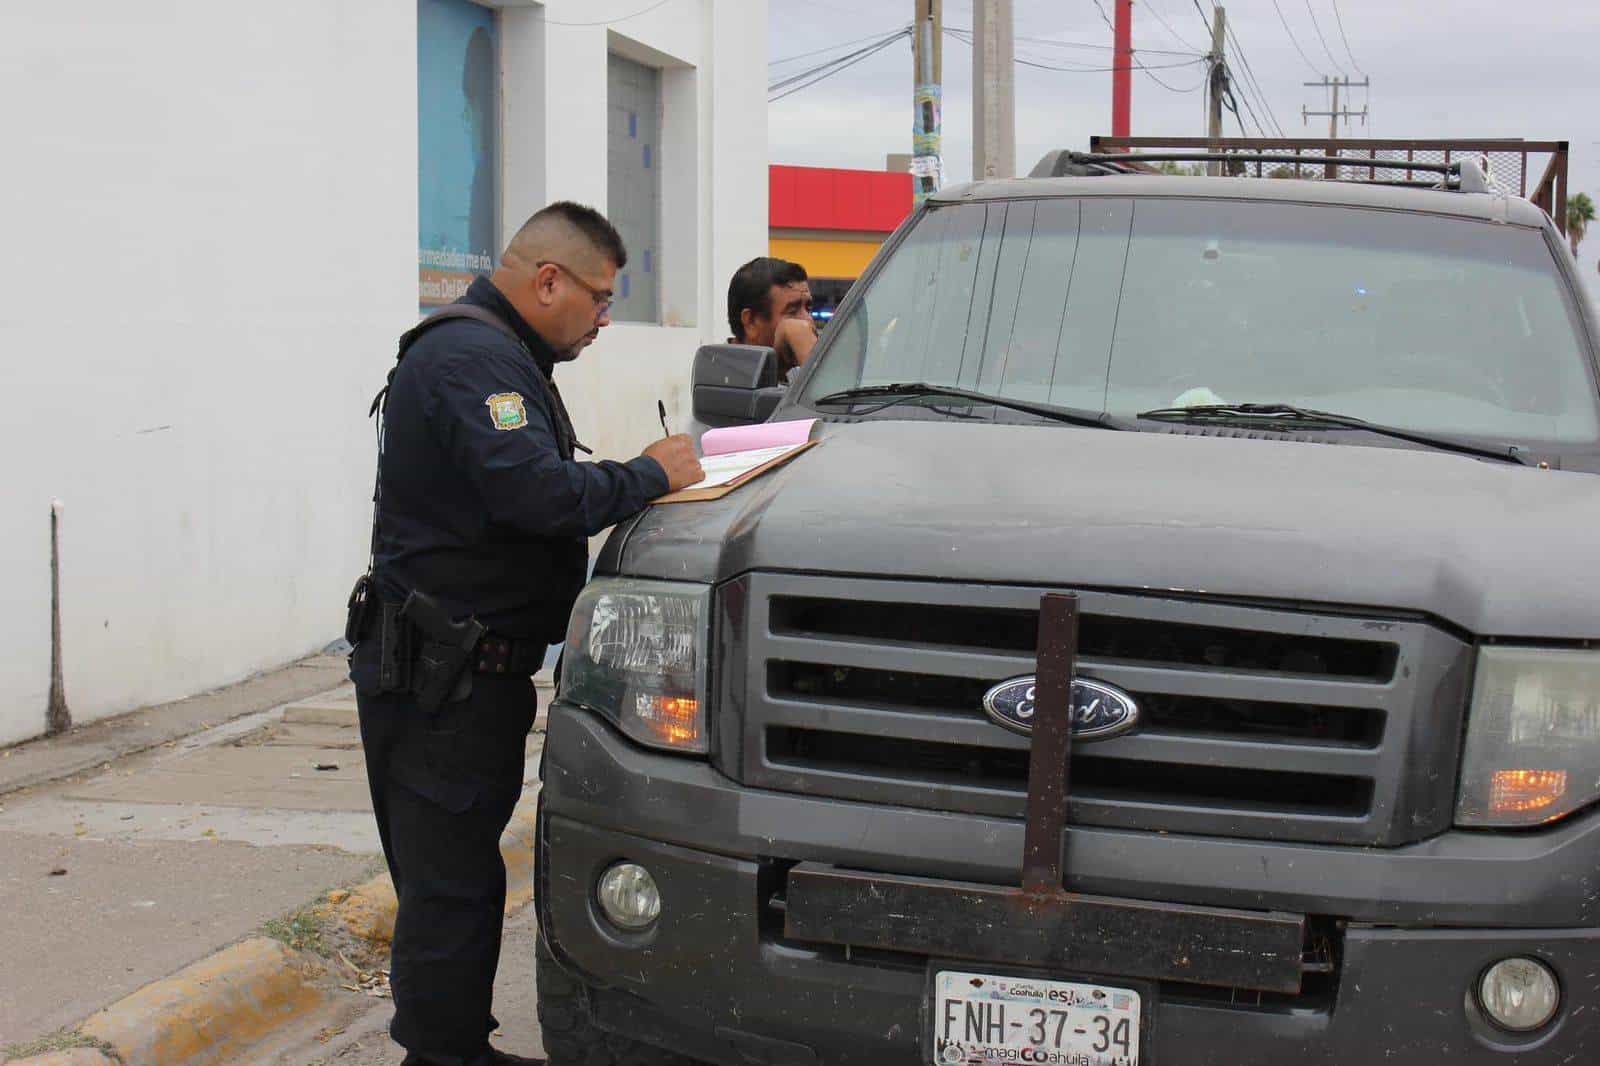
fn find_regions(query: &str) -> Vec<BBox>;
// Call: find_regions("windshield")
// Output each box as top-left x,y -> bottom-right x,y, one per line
799,197 -> 1600,444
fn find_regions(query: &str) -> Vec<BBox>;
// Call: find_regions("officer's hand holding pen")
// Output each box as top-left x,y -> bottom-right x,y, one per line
643,403 -> 703,491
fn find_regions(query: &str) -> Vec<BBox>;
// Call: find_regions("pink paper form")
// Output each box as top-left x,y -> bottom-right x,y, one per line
700,419 -> 817,457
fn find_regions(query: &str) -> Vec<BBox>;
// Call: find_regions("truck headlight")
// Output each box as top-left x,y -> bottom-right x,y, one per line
1456,646 -> 1600,827
559,578 -> 710,754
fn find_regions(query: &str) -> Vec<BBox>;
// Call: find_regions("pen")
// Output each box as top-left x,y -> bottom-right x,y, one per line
657,399 -> 670,437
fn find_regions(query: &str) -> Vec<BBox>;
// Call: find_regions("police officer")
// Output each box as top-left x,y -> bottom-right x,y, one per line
349,202 -> 702,1066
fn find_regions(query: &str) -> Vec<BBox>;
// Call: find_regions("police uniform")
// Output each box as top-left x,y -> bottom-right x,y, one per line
351,276 -> 667,1066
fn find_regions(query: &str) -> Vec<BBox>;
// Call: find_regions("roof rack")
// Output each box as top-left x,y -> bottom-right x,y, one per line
1030,150 -> 1491,193
1062,136 -> 1570,233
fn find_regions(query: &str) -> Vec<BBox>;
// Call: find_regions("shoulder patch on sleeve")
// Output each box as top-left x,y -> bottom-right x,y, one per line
485,392 -> 528,431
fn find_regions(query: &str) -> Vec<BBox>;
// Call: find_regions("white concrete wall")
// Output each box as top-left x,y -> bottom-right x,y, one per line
0,0 -> 415,746
522,0 -> 770,459
0,0 -> 768,746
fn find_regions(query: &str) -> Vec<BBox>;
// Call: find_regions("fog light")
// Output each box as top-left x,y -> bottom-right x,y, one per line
596,862 -> 661,931
1478,957 -> 1559,1032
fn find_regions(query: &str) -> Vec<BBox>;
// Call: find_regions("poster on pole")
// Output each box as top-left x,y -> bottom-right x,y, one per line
417,0 -> 499,309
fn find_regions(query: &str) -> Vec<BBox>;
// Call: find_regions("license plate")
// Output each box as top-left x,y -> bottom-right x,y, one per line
931,969 -> 1142,1066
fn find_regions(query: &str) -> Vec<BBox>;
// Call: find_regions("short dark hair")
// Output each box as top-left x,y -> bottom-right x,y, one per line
528,201 -> 628,270
727,256 -> 809,340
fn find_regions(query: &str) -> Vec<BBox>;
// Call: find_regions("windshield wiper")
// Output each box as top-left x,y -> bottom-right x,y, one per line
1136,403 -> 1529,466
814,383 -> 1120,430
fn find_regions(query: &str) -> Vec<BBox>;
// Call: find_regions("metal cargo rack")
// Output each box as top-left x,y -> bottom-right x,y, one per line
1051,135 -> 1571,235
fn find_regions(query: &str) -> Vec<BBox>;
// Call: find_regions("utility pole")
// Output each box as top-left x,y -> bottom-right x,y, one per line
1111,0 -> 1132,139
911,0 -> 943,204
973,0 -> 1015,180
1303,75 -> 1369,177
1205,5 -> 1226,175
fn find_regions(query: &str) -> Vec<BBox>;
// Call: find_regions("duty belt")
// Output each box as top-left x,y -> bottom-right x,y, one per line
474,635 -> 547,676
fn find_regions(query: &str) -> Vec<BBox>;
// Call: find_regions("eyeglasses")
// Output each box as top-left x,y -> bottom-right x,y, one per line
538,260 -> 614,315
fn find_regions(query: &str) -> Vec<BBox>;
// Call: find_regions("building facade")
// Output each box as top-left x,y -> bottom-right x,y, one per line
769,163 -> 913,318
0,0 -> 768,746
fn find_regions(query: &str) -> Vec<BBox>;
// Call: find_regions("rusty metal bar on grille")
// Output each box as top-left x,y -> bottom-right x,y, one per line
780,590 -> 1310,993
1021,593 -> 1078,895
785,863 -> 1309,993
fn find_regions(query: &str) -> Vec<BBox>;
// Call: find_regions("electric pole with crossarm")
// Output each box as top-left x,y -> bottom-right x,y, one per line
1304,75 -> 1370,176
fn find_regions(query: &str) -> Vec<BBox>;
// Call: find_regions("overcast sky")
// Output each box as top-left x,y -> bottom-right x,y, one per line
766,0 -> 1600,290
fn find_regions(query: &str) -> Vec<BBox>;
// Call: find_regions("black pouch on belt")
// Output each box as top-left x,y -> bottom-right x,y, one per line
377,600 -> 411,694
345,573 -> 377,647
399,590 -> 486,713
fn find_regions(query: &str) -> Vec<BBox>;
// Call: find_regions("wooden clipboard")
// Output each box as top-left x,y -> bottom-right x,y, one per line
653,440 -> 819,504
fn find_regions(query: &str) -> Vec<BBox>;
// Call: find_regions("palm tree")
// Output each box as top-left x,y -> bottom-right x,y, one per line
1568,192 -> 1596,256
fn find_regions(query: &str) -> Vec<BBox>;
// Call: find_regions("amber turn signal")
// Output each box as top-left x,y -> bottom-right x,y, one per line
1488,770 -> 1568,817
635,694 -> 703,750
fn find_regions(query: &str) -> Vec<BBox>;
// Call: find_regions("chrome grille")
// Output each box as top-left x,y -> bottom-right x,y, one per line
716,573 -> 1472,846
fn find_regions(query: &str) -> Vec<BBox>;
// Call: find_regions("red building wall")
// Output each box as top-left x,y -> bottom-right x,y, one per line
769,165 -> 912,234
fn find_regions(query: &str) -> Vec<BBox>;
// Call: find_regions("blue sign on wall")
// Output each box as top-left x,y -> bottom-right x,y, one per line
418,0 -> 498,308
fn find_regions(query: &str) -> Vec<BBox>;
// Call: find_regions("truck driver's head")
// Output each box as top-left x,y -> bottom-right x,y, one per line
728,257 -> 812,349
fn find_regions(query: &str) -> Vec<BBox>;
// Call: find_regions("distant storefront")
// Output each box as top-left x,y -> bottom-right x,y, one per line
769,164 -> 912,322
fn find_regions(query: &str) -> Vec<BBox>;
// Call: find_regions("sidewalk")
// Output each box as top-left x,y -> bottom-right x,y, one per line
0,654 -> 350,799
0,655 -> 550,1064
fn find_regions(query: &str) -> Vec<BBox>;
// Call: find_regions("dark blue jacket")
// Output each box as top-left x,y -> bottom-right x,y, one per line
371,277 -> 668,642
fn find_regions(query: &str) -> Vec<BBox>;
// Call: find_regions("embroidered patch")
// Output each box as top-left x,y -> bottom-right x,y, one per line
485,392 -> 528,431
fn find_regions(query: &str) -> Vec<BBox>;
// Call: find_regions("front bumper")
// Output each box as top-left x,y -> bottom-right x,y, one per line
537,704 -> 1600,1064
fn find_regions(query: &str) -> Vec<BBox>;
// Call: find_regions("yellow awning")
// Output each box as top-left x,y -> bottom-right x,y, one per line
769,236 -> 885,280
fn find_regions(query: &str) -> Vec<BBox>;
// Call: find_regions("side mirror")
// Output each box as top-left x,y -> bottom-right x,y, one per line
692,344 -> 787,428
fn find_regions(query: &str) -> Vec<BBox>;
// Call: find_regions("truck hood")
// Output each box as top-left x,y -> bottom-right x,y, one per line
615,420 -> 1600,638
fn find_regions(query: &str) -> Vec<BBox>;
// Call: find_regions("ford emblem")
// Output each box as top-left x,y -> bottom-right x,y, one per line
981,675 -> 1140,741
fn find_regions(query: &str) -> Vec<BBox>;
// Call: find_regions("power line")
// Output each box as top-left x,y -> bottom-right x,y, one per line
1223,63 -> 1267,135
1226,24 -> 1287,135
769,29 -> 906,91
541,0 -> 675,27
946,26 -> 1206,81
1329,0 -> 1367,76
1143,0 -> 1203,53
768,30 -> 908,102
947,27 -> 1101,71
1017,52 -> 1210,77
1088,0 -> 1116,34
1302,0 -> 1348,75
1140,61 -> 1208,94
1015,34 -> 1202,58
1269,0 -> 1326,75
770,27 -> 910,68
944,25 -> 1200,57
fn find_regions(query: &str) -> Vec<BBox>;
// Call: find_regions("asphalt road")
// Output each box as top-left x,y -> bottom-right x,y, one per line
292,907 -> 546,1066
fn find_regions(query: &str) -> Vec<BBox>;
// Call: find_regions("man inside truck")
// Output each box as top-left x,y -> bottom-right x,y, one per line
726,255 -> 818,380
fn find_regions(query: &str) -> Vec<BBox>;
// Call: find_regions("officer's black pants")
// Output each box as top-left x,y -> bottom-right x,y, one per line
356,670 -> 537,1066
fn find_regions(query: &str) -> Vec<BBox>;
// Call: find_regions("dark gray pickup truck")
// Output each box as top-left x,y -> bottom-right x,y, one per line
533,156 -> 1600,1065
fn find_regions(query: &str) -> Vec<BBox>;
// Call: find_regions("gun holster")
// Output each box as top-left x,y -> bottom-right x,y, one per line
398,590 -> 486,713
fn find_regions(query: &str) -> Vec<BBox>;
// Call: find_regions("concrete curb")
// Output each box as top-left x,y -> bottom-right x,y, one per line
77,937 -> 330,1065
8,1052 -> 115,1066
8,790 -> 542,1066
